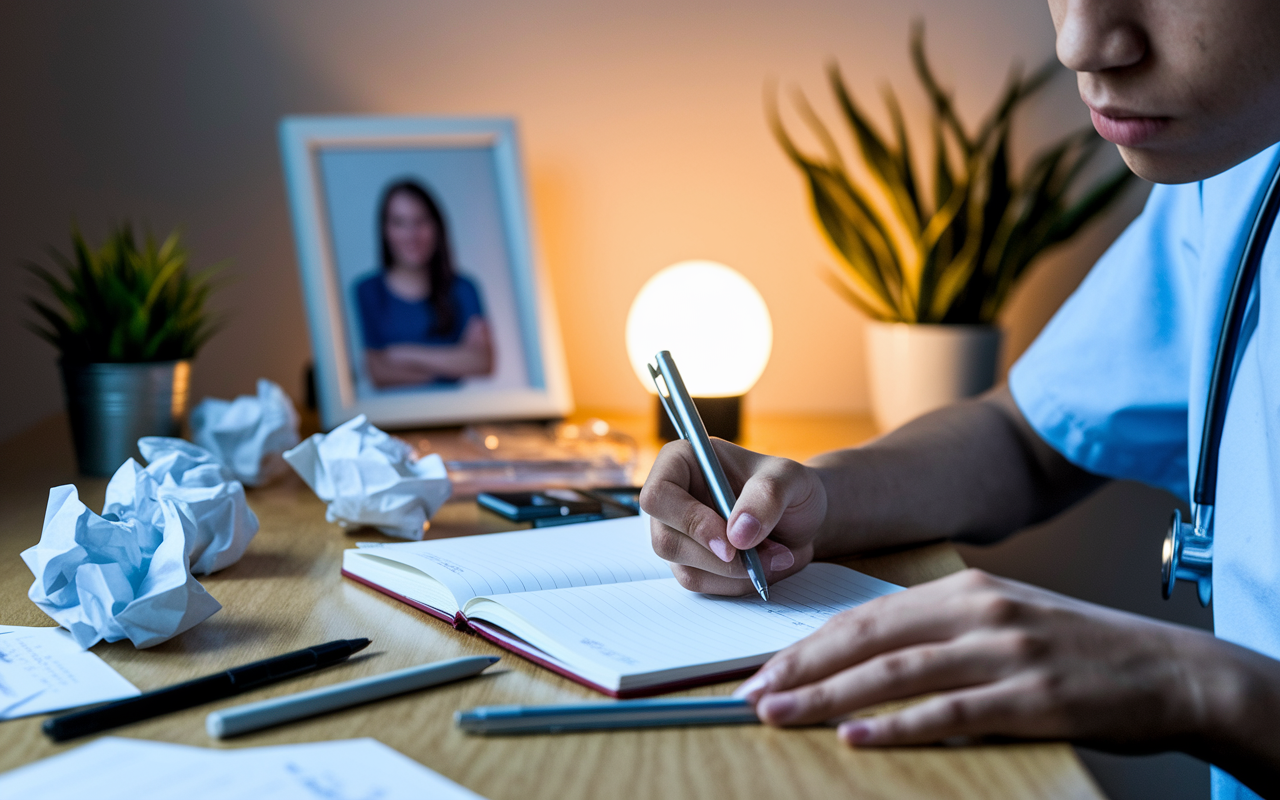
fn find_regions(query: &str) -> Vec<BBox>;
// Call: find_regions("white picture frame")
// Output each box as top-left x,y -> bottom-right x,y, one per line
279,116 -> 573,430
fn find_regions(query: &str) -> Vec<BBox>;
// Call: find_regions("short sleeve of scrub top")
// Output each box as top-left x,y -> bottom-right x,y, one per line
1010,180 -> 1201,498
1009,144 -> 1280,800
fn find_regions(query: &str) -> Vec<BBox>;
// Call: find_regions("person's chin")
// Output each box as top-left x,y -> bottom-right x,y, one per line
1112,147 -> 1198,184
1115,138 -> 1266,185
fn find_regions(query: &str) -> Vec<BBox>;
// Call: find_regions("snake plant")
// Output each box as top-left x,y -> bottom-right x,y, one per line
26,225 -> 223,362
770,24 -> 1135,324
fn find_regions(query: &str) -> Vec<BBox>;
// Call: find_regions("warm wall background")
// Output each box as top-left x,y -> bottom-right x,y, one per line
0,0 -> 1145,439
1,2 -> 1210,797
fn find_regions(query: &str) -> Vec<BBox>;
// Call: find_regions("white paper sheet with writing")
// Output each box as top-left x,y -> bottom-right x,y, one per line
462,562 -> 903,691
347,514 -> 671,615
0,643 -> 42,716
0,626 -> 139,719
0,737 -> 488,800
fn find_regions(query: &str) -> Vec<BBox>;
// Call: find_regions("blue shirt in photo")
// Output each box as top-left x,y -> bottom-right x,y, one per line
1010,143 -> 1280,800
355,272 -> 485,348
354,272 -> 486,387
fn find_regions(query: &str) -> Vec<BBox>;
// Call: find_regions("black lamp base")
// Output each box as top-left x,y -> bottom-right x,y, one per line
656,395 -> 742,442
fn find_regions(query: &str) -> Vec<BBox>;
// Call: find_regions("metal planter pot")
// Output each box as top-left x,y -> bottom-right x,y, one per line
61,360 -> 191,476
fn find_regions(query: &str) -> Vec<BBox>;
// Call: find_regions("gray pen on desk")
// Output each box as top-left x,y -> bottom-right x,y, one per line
649,350 -> 770,601
206,655 -> 499,738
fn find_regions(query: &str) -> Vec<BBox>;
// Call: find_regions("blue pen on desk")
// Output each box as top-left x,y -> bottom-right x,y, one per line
456,696 -> 759,735
649,350 -> 770,601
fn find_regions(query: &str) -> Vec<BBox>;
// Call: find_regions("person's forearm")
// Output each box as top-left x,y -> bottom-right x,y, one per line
390,341 -> 491,377
366,352 -> 435,387
388,320 -> 493,378
808,386 -> 1105,557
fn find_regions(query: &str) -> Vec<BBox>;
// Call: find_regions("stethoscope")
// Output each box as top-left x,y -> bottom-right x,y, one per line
1162,158 -> 1280,607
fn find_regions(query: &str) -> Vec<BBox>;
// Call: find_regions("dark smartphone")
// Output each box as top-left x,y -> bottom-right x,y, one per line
477,486 -> 643,524
577,486 -> 642,513
477,489 -> 603,521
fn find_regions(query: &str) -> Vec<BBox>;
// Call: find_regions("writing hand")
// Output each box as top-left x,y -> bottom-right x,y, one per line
638,439 -> 827,595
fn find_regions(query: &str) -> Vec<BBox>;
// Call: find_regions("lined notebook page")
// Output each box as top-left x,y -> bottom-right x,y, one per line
462,563 -> 903,688
350,515 -> 670,604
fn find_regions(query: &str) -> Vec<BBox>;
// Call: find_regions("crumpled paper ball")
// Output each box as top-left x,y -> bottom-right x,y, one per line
283,414 -> 451,540
189,379 -> 300,487
110,438 -> 261,575
19,439 -> 259,649
20,485 -> 223,649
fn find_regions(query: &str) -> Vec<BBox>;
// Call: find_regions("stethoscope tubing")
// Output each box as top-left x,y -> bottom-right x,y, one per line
1165,153 -> 1280,605
1194,158 -> 1280,508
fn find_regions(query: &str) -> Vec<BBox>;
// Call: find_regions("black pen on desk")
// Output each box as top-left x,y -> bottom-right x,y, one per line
649,350 -> 770,601
43,638 -> 370,742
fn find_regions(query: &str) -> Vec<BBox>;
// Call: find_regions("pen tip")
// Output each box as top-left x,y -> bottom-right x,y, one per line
488,656 -> 501,664
351,638 -> 372,653
759,588 -> 770,602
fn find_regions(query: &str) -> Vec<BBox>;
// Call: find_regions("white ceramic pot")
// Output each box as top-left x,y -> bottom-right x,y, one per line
864,322 -> 1002,432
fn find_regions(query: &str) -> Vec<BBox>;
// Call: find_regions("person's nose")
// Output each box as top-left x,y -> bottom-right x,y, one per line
1054,0 -> 1146,73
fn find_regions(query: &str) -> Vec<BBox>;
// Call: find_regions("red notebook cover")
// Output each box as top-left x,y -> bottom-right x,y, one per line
341,569 -> 756,697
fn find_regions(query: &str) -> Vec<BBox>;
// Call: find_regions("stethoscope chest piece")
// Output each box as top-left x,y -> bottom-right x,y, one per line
1163,507 -> 1213,607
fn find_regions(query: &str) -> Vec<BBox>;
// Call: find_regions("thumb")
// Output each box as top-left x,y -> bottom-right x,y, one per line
725,458 -> 821,550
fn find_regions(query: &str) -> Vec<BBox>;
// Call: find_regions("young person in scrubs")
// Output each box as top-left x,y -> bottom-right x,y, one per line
640,1 -> 1280,796
356,180 -> 494,389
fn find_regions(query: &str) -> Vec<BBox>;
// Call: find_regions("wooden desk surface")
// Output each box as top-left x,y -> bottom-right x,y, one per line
0,411 -> 1104,800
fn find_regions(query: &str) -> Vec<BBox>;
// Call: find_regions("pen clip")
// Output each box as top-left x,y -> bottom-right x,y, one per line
648,363 -> 687,441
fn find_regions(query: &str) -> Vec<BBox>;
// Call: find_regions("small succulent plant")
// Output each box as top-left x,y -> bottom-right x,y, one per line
26,224 -> 223,362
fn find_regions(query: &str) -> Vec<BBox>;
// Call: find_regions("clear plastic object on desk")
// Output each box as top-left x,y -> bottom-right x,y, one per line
411,419 -> 637,496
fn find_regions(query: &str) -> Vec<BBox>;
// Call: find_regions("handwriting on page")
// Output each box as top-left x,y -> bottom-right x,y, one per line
577,639 -> 640,666
368,516 -> 670,601
0,626 -> 139,719
0,641 -> 43,715
757,603 -> 835,631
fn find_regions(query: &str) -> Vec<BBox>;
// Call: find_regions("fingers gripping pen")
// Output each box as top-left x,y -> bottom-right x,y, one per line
649,350 -> 770,601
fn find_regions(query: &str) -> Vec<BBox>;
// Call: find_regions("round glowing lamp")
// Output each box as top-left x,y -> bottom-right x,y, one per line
625,260 -> 772,441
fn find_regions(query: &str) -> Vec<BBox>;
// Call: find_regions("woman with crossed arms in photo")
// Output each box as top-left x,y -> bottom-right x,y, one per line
356,179 -> 494,389
640,2 -> 1280,796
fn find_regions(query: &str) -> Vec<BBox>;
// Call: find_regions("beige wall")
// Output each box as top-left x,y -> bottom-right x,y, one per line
0,0 -> 1145,440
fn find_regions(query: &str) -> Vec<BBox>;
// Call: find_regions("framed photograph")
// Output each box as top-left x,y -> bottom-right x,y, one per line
279,116 -> 573,430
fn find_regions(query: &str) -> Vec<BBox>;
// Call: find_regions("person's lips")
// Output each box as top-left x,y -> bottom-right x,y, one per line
1088,106 -> 1171,147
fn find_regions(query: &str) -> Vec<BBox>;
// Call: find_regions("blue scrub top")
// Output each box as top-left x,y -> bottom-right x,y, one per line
1010,143 -> 1280,800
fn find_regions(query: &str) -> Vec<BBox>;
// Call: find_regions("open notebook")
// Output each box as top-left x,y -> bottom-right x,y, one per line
343,515 -> 902,696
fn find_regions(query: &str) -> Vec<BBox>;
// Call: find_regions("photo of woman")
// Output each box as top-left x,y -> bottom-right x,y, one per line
282,116 -> 571,428
354,179 -> 495,389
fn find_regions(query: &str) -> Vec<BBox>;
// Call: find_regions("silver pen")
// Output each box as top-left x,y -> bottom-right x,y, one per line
649,350 -> 770,601
456,696 -> 758,735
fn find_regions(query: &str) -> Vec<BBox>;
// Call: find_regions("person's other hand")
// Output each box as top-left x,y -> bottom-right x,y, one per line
639,439 -> 828,595
736,569 -> 1228,750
